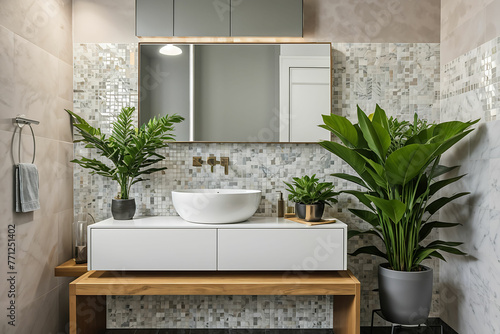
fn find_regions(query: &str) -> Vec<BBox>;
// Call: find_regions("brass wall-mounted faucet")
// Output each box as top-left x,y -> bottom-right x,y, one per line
194,156 -> 229,175
204,156 -> 229,175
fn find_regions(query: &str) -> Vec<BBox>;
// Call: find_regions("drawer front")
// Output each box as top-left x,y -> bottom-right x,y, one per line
218,229 -> 344,271
90,229 -> 216,270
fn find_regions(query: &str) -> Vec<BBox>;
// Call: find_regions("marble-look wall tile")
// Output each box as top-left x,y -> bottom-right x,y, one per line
0,0 -> 72,65
303,0 -> 440,43
332,43 -> 440,123
73,0 -> 138,44
441,0 -> 500,64
0,26 -> 15,130
440,34 -> 500,333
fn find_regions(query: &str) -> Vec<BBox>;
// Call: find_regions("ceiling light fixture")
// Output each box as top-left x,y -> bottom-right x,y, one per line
159,44 -> 183,56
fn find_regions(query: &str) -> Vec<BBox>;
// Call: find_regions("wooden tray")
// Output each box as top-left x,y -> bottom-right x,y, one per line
286,216 -> 337,226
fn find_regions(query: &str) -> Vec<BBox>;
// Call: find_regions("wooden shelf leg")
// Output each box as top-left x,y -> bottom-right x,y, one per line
69,292 -> 106,334
333,291 -> 360,334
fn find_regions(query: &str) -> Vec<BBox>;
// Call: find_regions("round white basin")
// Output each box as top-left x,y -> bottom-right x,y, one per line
171,189 -> 262,224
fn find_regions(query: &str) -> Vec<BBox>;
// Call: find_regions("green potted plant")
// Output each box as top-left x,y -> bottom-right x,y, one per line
284,174 -> 338,221
66,107 -> 184,220
319,105 -> 477,325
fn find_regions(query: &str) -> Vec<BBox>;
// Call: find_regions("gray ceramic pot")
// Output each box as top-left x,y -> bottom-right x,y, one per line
378,263 -> 433,325
111,198 -> 136,220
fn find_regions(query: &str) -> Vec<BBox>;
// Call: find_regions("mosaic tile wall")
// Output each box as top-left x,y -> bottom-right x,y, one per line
72,43 -> 440,327
441,36 -> 500,123
439,36 -> 500,333
108,295 -> 332,329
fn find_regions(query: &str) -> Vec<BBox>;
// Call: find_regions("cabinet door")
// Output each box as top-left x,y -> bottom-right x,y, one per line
90,229 -> 217,270
218,229 -> 344,270
136,0 -> 174,36
231,0 -> 303,37
174,0 -> 230,36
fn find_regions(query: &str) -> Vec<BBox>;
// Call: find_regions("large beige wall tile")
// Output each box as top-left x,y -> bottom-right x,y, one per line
57,209 -> 74,264
0,0 -> 72,64
73,0 -> 137,43
0,26 -> 15,131
11,35 -> 60,139
58,59 -> 73,102
57,98 -> 74,143
303,0 -> 440,43
57,277 -> 73,332
56,141 -> 74,214
1,287 -> 60,334
441,0 -> 500,63
441,0 -> 495,41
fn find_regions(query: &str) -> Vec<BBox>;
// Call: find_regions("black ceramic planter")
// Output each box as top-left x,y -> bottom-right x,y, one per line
295,203 -> 325,221
111,198 -> 136,220
378,263 -> 433,325
305,203 -> 325,222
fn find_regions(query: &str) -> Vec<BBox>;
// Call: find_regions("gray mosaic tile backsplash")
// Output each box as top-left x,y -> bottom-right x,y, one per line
73,42 -> 440,328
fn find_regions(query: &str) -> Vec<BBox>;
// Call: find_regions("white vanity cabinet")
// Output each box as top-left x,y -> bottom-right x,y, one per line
89,228 -> 217,271
88,216 -> 347,271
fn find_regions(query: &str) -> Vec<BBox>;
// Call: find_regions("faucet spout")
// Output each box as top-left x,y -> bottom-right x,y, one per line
207,156 -> 220,173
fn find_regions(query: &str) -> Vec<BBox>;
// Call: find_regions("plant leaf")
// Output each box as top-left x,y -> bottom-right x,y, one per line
419,221 -> 461,241
357,106 -> 391,161
319,141 -> 366,176
426,192 -> 469,215
348,229 -> 383,240
385,143 -> 440,186
330,173 -> 369,189
321,114 -> 358,147
429,175 -> 466,196
349,246 -> 387,259
366,195 -> 406,223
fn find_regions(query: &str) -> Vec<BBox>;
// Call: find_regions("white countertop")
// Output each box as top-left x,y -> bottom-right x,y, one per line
90,216 -> 347,229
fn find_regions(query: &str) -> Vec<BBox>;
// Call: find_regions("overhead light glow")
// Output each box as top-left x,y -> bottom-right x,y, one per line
159,44 -> 183,56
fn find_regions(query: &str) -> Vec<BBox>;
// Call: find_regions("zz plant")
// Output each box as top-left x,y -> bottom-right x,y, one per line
319,105 -> 477,271
66,107 -> 184,200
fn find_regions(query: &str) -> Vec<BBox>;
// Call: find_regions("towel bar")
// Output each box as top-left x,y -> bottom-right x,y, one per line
12,115 -> 38,164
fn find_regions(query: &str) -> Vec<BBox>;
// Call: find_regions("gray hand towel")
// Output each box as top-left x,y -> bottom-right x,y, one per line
15,163 -> 40,213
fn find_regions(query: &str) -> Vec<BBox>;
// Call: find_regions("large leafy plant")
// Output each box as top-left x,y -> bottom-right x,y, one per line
66,107 -> 184,200
284,174 -> 338,206
319,105 -> 478,271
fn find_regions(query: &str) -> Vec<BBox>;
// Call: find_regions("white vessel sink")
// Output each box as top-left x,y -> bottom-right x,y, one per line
171,189 -> 262,224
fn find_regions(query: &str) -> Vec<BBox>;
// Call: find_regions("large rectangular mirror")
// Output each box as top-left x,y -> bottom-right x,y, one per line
139,43 -> 331,143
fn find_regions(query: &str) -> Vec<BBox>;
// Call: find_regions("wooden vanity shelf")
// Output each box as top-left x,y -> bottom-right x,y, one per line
69,270 -> 360,334
55,259 -> 88,277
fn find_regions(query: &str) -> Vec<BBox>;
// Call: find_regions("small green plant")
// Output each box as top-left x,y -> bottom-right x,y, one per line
66,107 -> 184,200
284,174 -> 338,205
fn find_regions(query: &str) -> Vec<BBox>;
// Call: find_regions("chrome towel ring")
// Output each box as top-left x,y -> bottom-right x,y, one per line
13,116 -> 39,164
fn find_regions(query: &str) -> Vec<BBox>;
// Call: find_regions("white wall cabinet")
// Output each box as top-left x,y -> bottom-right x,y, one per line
88,216 -> 346,271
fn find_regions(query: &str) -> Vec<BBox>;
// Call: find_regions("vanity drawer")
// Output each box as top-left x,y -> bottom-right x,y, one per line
217,229 -> 345,271
89,228 -> 217,271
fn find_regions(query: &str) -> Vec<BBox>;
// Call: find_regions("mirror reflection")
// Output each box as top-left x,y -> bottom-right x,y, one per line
139,43 -> 331,143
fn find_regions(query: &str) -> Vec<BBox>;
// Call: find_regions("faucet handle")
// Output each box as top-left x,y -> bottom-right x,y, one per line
193,156 -> 203,167
220,157 -> 229,175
